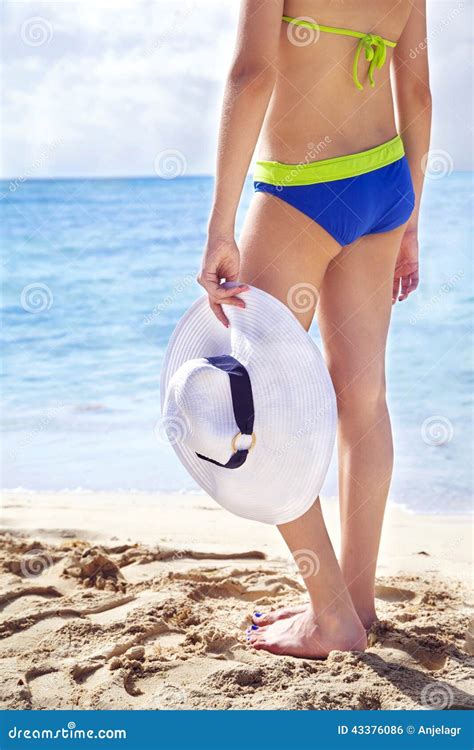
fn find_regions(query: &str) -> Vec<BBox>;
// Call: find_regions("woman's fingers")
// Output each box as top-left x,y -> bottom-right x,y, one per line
398,273 -> 412,301
200,277 -> 249,317
392,275 -> 401,304
209,300 -> 229,328
220,295 -> 246,308
209,293 -> 247,327
199,276 -> 249,326
393,265 -> 419,304
197,272 -> 248,299
409,270 -> 419,292
214,283 -> 249,300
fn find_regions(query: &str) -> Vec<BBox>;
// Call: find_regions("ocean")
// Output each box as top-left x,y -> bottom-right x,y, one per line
1,173 -> 472,514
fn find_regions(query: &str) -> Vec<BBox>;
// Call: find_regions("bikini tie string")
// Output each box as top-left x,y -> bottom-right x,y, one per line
353,34 -> 387,90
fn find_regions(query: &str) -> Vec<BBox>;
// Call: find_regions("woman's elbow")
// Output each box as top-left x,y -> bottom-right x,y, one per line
399,79 -> 432,110
227,62 -> 276,95
411,82 -> 432,110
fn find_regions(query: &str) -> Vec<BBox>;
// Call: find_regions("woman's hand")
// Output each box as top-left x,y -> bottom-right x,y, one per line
393,227 -> 419,304
197,236 -> 249,327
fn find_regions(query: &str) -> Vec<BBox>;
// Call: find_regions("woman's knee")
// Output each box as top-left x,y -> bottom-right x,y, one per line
329,362 -> 387,416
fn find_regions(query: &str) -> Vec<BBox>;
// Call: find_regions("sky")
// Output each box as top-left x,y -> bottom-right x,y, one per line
1,0 -> 472,179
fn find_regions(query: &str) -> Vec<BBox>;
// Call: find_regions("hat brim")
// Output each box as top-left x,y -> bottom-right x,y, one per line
160,285 -> 336,524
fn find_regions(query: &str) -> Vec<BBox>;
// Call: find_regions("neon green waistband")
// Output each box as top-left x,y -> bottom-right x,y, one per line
282,16 -> 397,90
254,135 -> 405,187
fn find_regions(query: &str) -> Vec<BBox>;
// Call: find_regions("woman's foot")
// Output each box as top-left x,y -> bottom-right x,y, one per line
253,604 -> 378,631
247,608 -> 367,659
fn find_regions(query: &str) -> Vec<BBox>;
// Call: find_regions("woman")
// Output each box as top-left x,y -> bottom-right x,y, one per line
197,0 -> 431,658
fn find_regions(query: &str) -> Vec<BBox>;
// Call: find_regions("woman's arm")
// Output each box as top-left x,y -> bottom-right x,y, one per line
198,0 -> 283,326
392,0 -> 432,302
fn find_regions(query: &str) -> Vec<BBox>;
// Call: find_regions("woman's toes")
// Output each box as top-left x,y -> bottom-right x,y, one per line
248,627 -> 269,644
252,605 -> 307,626
249,634 -> 266,646
251,637 -> 279,653
246,624 -> 262,641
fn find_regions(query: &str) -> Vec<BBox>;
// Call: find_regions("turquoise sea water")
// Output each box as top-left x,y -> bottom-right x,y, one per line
1,174 -> 472,514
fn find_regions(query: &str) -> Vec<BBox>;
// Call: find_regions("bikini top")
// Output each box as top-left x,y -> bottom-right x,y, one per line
282,16 -> 397,90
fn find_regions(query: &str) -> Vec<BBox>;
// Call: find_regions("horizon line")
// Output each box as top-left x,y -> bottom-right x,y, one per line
1,168 -> 472,184
0,173 -> 219,183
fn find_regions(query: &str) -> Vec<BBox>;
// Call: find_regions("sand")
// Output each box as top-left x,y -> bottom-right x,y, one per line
0,490 -> 472,711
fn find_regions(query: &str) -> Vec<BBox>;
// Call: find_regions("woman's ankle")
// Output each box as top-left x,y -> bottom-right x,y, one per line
312,602 -> 366,637
355,608 -> 378,631
340,573 -> 378,630
313,608 -> 368,651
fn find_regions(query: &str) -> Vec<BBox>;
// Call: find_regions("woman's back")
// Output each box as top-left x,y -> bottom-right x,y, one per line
259,0 -> 413,161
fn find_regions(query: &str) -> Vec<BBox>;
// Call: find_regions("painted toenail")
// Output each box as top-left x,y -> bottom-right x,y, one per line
254,612 -> 262,616
251,624 -> 259,630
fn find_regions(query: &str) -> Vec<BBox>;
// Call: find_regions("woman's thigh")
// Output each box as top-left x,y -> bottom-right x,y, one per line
238,192 -> 341,331
317,226 -> 407,401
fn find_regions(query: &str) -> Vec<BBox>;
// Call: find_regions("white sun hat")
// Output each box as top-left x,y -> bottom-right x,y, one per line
160,284 -> 336,525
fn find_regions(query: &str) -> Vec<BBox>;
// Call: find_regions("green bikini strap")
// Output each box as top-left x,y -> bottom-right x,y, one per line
281,16 -> 397,90
352,33 -> 395,90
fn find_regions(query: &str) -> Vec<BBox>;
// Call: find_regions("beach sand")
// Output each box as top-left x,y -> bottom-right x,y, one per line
0,490 -> 472,711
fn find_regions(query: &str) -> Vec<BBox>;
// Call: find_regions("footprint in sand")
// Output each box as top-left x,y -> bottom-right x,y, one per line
369,622 -> 447,671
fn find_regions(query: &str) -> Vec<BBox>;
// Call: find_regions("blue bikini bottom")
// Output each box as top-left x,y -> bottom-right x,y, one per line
253,137 -> 415,247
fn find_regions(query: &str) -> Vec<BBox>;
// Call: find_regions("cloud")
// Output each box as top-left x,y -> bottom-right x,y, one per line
1,0 -> 472,178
